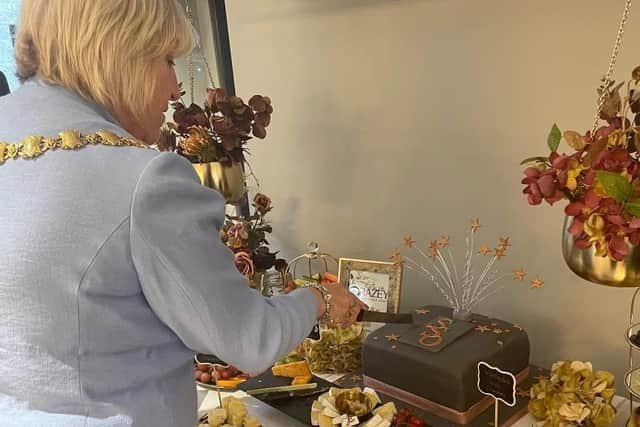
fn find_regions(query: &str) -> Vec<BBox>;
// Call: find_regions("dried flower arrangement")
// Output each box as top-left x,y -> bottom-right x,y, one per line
391,219 -> 542,319
220,193 -> 287,277
158,85 -> 273,166
528,361 -> 616,427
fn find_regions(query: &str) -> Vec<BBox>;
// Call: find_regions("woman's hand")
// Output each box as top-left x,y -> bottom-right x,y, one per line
310,283 -> 368,328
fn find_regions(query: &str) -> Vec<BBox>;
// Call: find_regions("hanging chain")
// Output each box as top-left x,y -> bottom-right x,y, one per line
186,5 -> 195,104
201,55 -> 217,88
185,5 -> 216,100
592,0 -> 633,133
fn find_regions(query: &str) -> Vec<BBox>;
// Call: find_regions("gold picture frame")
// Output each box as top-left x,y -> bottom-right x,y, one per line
338,258 -> 403,314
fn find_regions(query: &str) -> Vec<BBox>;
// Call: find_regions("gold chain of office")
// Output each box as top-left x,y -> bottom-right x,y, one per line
0,129 -> 149,165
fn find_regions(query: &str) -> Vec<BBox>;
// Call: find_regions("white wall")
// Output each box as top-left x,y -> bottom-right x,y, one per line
226,0 -> 640,383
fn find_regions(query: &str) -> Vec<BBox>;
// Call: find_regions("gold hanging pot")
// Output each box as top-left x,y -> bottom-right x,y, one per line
562,216 -> 640,287
192,161 -> 246,204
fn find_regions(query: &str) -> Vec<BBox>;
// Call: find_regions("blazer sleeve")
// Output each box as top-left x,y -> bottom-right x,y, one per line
129,152 -> 318,374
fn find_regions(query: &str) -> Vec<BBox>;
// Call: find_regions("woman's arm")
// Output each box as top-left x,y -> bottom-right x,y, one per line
129,153 -> 320,374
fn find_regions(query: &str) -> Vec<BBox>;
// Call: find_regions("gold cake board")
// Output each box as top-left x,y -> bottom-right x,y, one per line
363,366 -> 530,425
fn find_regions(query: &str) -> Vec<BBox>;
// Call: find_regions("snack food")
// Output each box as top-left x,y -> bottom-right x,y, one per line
194,363 -> 247,388
311,387 -> 393,427
198,397 -> 261,427
303,324 -> 364,374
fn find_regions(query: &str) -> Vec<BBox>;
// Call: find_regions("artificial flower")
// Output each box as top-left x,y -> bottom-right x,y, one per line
234,251 -> 255,276
252,193 -> 273,215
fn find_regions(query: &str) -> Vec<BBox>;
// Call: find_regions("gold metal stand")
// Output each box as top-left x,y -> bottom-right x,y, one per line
626,288 -> 640,422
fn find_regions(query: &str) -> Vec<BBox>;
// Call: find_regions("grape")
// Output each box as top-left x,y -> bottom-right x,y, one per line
200,373 -> 212,384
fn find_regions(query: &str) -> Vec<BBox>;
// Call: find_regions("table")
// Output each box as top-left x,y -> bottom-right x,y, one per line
196,372 -> 633,427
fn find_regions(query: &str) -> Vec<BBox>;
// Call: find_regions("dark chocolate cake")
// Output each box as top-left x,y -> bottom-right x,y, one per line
362,306 -> 529,424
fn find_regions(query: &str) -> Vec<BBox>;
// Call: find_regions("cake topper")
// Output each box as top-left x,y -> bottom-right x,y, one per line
392,219 -> 542,320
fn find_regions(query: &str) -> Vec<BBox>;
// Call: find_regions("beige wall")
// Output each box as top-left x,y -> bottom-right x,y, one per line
226,0 -> 640,382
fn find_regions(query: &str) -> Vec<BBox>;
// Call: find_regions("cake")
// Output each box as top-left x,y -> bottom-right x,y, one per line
362,305 -> 530,424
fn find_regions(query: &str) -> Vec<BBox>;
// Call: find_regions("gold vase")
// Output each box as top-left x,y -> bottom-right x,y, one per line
562,216 -> 640,287
192,162 -> 246,204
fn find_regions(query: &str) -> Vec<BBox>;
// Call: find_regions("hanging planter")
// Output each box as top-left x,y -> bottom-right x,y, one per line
156,10 -> 273,204
192,161 -> 246,204
562,216 -> 640,287
519,0 -> 640,285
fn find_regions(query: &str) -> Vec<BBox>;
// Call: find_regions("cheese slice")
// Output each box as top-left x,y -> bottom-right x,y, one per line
322,406 -> 340,418
271,360 -> 312,378
318,414 -> 333,427
362,414 -> 384,427
372,402 -> 397,422
319,395 -> 337,414
332,414 -> 359,427
292,375 -> 312,385
363,388 -> 381,408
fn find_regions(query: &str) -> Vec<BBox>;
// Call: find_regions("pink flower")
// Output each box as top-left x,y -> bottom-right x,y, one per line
228,222 -> 249,240
234,252 -> 255,276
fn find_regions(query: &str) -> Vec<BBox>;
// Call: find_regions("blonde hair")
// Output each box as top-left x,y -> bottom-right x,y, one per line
15,0 -> 194,121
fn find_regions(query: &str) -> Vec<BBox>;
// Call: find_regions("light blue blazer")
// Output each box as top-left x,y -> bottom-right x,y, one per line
0,79 -> 318,426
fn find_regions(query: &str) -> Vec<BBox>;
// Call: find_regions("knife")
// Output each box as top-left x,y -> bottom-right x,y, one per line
261,386 -> 330,402
357,310 -> 413,324
245,382 -> 318,396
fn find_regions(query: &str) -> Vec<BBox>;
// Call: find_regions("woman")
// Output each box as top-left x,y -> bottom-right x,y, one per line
0,1 -> 366,426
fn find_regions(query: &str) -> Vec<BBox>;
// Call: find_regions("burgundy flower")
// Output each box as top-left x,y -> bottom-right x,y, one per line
521,166 -> 565,206
173,103 -> 209,134
252,193 -> 273,215
608,234 -> 628,261
248,95 -> 273,114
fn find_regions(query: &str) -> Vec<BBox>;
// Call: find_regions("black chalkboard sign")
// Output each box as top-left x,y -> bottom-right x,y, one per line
476,361 -> 516,407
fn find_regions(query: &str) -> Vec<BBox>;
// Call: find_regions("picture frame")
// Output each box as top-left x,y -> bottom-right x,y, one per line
338,258 -> 403,315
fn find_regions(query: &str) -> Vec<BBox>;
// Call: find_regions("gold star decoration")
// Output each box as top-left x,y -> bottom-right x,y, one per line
478,244 -> 492,255
390,248 -> 403,266
385,334 -> 400,342
403,235 -> 416,248
530,276 -> 544,289
415,309 -> 430,315
493,328 -> 504,335
475,325 -> 491,333
438,235 -> 450,248
428,241 -> 439,260
470,218 -> 481,232
391,345 -> 397,349
497,340 -> 503,346
498,237 -> 511,249
513,267 -> 526,281
494,247 -> 507,260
